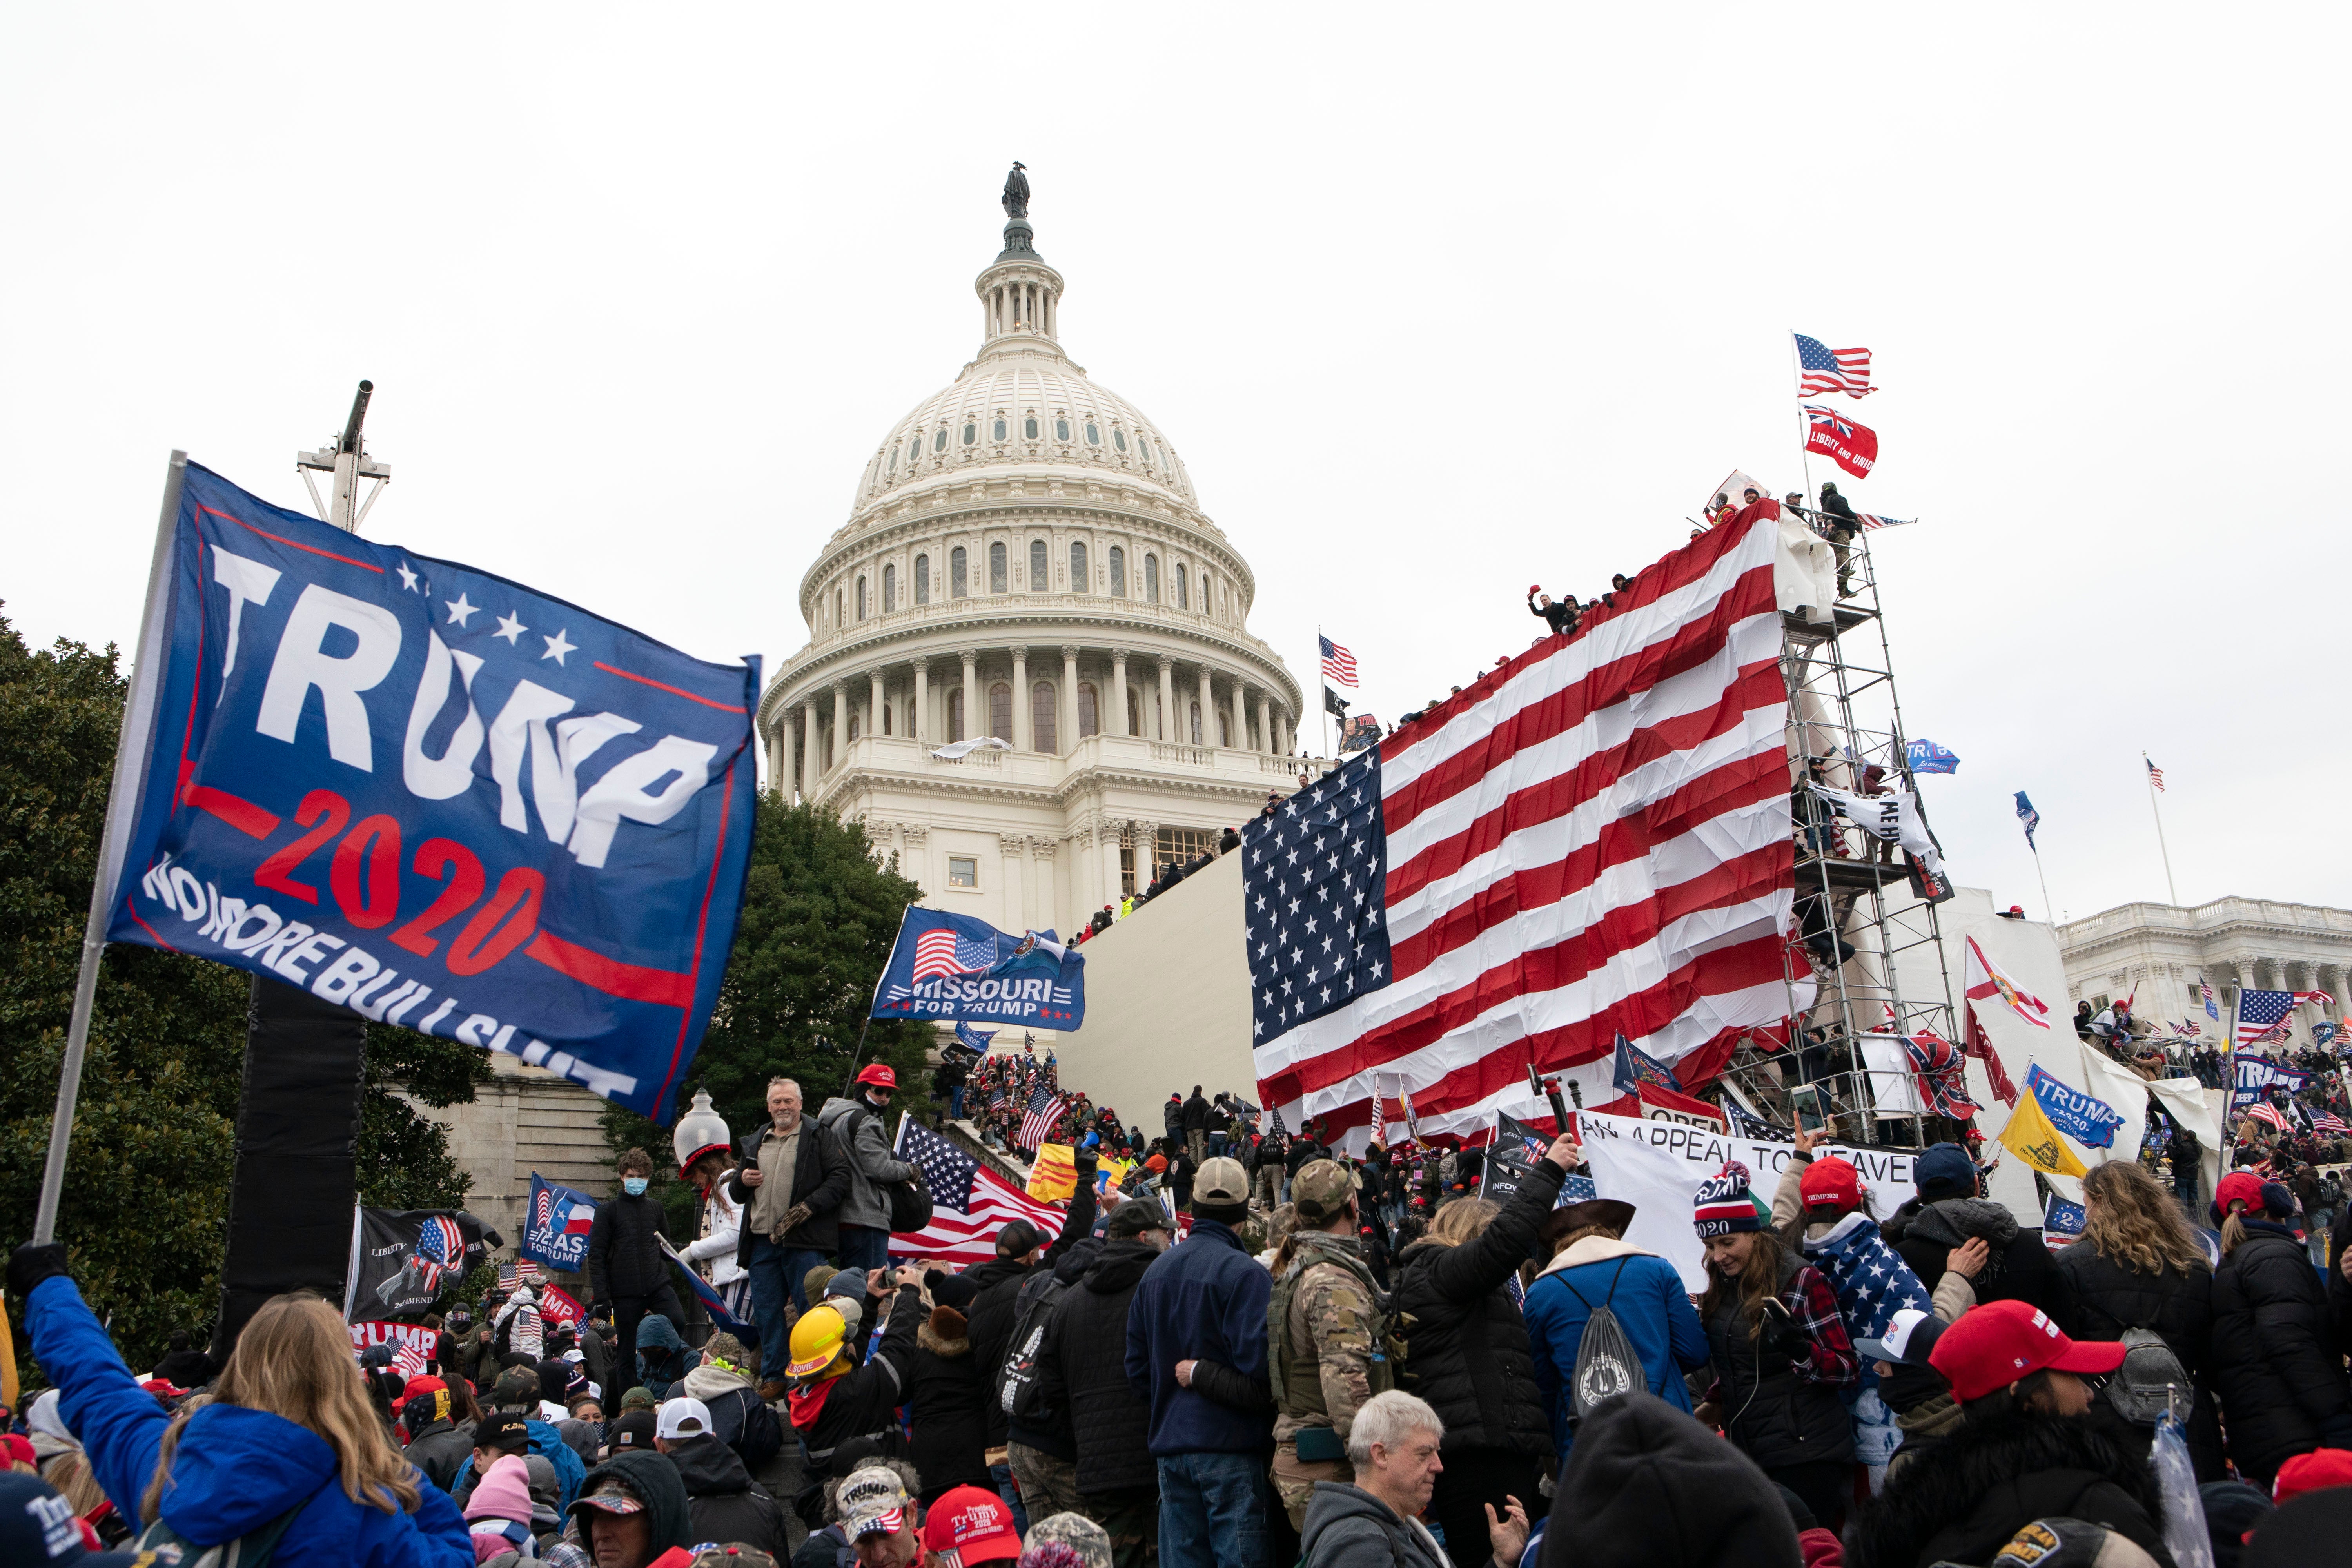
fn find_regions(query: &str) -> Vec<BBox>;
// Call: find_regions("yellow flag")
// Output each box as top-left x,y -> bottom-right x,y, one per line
1027,1143 -> 1078,1201
1097,1154 -> 1133,1194
1997,1091 -> 2089,1178
0,1298 -> 16,1412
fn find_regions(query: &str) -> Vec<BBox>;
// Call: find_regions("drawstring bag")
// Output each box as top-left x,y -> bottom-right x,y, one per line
1560,1259 -> 1640,1423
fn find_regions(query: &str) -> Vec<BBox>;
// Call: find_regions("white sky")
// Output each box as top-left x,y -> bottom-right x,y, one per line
5,8 -> 2345,929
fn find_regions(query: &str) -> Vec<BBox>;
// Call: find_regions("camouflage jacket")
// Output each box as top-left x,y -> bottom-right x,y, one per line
1270,1230 -> 1382,1442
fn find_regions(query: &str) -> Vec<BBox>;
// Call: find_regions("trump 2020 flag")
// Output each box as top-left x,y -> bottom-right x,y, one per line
104,464 -> 758,1120
871,907 -> 1085,1026
521,1174 -> 599,1275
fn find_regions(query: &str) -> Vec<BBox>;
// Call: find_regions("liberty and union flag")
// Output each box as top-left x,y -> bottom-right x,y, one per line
1802,406 -> 1878,479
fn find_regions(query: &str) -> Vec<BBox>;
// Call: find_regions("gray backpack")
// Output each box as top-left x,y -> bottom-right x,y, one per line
2104,1327 -> 2191,1426
1559,1259 -> 1641,1423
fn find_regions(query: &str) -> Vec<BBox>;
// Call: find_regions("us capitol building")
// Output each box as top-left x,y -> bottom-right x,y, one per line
756,169 -> 1308,937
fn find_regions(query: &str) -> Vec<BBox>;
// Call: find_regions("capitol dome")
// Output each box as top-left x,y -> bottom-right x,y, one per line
759,176 -> 1307,942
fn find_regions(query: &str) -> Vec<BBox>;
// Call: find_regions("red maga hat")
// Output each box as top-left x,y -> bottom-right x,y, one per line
855,1063 -> 898,1090
1928,1299 -> 2126,1403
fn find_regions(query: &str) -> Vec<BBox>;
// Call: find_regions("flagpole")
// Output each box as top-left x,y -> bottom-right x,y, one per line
1788,330 -> 1816,503
1316,625 -> 1329,764
2143,751 -> 2180,907
34,451 -> 188,1246
2031,844 -> 2055,927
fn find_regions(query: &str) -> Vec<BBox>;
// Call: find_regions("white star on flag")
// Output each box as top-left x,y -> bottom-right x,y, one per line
445,593 -> 478,627
495,611 -> 528,645
397,563 -> 419,592
541,628 -> 576,665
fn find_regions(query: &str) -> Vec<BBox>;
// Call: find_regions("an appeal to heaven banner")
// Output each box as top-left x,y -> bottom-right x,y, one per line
107,464 -> 758,1120
1574,1110 -> 1918,1290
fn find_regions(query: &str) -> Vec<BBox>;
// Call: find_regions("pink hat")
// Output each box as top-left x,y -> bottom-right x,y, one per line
464,1453 -> 535,1525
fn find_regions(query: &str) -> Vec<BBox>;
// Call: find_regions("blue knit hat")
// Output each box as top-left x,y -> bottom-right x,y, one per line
1693,1161 -> 1763,1238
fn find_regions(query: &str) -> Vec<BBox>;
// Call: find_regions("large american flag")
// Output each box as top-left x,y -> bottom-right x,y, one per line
891,1118 -> 1065,1265
1794,333 -> 1873,398
2314,1111 -> 2349,1136
1247,510 -> 1795,1143
2235,989 -> 2297,1046
1018,1087 -> 1067,1150
1320,635 -> 1359,688
914,928 -> 998,982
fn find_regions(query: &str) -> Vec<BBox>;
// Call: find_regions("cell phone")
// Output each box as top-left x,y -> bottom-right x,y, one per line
1789,1086 -> 1827,1134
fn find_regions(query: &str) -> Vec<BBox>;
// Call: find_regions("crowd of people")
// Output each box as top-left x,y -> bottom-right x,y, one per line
14,1043 -> 2352,1568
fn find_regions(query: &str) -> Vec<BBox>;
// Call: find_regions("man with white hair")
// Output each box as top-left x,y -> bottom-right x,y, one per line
1297,1392 -> 1528,1568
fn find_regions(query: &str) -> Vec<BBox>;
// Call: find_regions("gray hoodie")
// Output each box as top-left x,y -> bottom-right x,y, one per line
1299,1481 -> 1452,1568
818,1095 -> 918,1230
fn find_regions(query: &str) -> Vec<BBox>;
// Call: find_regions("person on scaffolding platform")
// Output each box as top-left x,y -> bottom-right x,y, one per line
1815,483 -> 1862,598
1792,758 -> 1838,860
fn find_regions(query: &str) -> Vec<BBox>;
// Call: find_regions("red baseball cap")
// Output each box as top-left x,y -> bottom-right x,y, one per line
2272,1447 -> 2352,1503
1798,1155 -> 1863,1215
855,1063 -> 898,1091
1928,1299 -> 2127,1402
918,1484 -> 1022,1566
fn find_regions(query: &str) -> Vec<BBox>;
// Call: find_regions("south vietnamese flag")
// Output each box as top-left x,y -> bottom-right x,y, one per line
1802,406 -> 1878,479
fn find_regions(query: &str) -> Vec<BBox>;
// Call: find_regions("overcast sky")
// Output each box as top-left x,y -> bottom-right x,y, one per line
6,8 -> 2344,931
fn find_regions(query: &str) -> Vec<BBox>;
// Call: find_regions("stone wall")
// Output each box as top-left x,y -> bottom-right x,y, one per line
398,1054 -> 613,1251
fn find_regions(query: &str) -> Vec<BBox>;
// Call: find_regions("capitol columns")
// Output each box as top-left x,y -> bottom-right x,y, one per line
1110,649 -> 1131,737
999,832 -> 1028,933
1197,664 -> 1215,747
1258,688 -> 1274,757
911,656 -> 929,744
1128,818 -> 1157,906
831,681 -> 849,771
1029,834 -> 1059,933
1061,646 -> 1080,753
869,670 -> 884,742
960,648 -> 980,745
799,702 -> 818,799
1156,655 -> 1176,742
1011,646 -> 1031,751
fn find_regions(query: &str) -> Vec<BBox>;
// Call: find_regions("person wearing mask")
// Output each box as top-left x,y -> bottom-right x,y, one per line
818,1064 -> 923,1277
1524,1198 -> 1711,1462
679,1131 -> 751,1334
1181,1087 -> 1211,1165
1689,1163 -> 1858,1531
966,1158 -> 1100,1524
786,1265 -> 929,1474
13,1243 -> 472,1564
1844,1300 -> 2166,1568
654,1395 -> 790,1558
1125,1157 -> 1275,1568
1882,1143 -> 2059,1315
2048,1158 -> 2224,1480
1390,1136 -> 1573,1568
2208,1172 -> 2352,1488
1815,482 -> 1860,598
587,1148 -> 682,1393
1028,1201 -> 1176,1568
1297,1392 -> 1526,1568
563,1450 -> 697,1568
730,1076 -> 854,1372
1267,1160 -> 1384,1532
400,1385 -> 478,1492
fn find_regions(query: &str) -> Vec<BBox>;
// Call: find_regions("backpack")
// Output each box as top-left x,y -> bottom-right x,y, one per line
838,1102 -> 935,1232
995,1270 -> 1076,1416
1267,1245 -> 1401,1405
1557,1259 -> 1641,1423
713,1383 -> 785,1469
135,1503 -> 303,1566
2105,1328 -> 2192,1426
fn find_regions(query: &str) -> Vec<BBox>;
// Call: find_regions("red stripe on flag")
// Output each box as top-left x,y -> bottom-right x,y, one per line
526,928 -> 695,1008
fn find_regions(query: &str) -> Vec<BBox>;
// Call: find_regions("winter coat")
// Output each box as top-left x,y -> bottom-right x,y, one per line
1035,1238 -> 1161,1495
666,1433 -> 790,1559
26,1274 -> 472,1567
1701,1252 -> 1853,1473
791,1282 -> 924,1469
1845,1408 -> 2170,1568
817,1096 -> 919,1232
907,1305 -> 994,1497
2209,1221 -> 2352,1479
402,1417 -> 477,1493
2049,1240 -> 2225,1480
1299,1481 -> 1450,1568
1523,1239 -> 1711,1460
1126,1217 -> 1276,1456
1882,1197 -> 2059,1316
1182,1093 -> 1210,1132
1005,1240 -> 1102,1461
680,1360 -> 776,1473
449,1421 -> 586,1516
1391,1155 -> 1560,1461
966,1169 -> 1098,1447
683,1181 -> 748,1289
586,1190 -> 670,1302
1163,1098 -> 1185,1139
635,1311 -> 690,1400
577,1450 -> 697,1557
724,1113 -> 854,1261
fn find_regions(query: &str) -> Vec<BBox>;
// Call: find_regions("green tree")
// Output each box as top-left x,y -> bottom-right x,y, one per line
0,610 -> 482,1369
602,793 -> 935,1202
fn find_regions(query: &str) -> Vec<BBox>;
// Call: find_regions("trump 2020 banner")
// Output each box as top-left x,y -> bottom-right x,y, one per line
521,1173 -> 599,1275
107,464 -> 758,1120
871,908 -> 1085,1027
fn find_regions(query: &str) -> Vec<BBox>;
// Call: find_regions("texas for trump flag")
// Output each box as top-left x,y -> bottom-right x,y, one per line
1801,407 -> 1878,480
1247,506 -> 1795,1144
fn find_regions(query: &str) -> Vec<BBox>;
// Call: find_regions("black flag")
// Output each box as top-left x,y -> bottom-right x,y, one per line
1324,684 -> 1351,718
344,1208 -> 500,1321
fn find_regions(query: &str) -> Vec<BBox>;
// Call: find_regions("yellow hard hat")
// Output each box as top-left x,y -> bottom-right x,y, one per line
786,1305 -> 849,1379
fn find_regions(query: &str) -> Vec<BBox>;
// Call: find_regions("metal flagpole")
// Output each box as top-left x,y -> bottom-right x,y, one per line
2031,844 -> 2056,927
1788,330 -> 1816,504
1316,626 -> 1329,762
2143,750 -> 2180,906
34,451 -> 189,1244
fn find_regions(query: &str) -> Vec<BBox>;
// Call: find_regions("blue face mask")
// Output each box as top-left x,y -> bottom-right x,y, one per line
622,1177 -> 649,1197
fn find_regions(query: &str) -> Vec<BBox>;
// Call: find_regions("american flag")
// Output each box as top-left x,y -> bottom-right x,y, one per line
2145,757 -> 2165,793
411,1215 -> 467,1294
1809,1209 -> 1934,1351
1793,334 -> 1874,398
914,927 -> 998,982
891,1118 -> 1067,1266
1018,1087 -> 1067,1150
2314,1111 -> 2349,1136
2235,989 -> 2296,1046
1249,509 -> 1796,1142
2180,1018 -> 2202,1037
1319,635 -> 1359,688
2246,1100 -> 2290,1132
2294,989 -> 2337,1009
1856,513 -> 1916,530
2201,977 -> 2219,1020
391,1339 -> 428,1379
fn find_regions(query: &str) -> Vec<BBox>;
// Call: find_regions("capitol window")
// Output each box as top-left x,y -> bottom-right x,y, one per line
1025,417 -> 1038,439
989,682 -> 1012,742
886,446 -> 897,472
1085,422 -> 1100,445
1029,539 -> 1048,592
1033,682 -> 1057,753
1113,428 -> 1129,453
881,701 -> 892,736
993,417 -> 1007,441
882,564 -> 896,612
990,542 -> 1007,594
933,429 -> 947,452
1175,564 -> 1189,609
1144,554 -> 1160,603
947,855 -> 978,890
835,588 -> 844,627
909,436 -> 923,463
857,577 -> 867,620
1078,682 -> 1098,739
915,554 -> 929,604
1056,418 -> 1071,441
1108,546 -> 1125,596
1188,701 -> 1202,745
947,688 -> 964,742
951,546 -> 967,598
1070,541 -> 1087,592
848,712 -> 861,742
963,422 -> 977,446
1156,826 -> 1216,871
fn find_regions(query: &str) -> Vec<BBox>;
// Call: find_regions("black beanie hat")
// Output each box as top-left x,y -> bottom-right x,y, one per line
1542,1392 -> 1801,1568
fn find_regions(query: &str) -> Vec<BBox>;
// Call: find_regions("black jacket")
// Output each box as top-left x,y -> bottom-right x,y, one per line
1392,1157 -> 1560,1460
1006,1238 -> 1101,1461
1287,1140 -> 1328,1177
587,1190 -> 670,1302
1035,1238 -> 1161,1495
1181,1094 -> 1210,1132
907,1305 -> 994,1498
1163,1099 -> 1185,1139
966,1171 -> 1098,1447
1527,595 -> 1575,637
724,1114 -> 854,1261
1882,1197 -> 2059,1316
1846,1408 -> 2171,1568
1703,1252 -> 1852,1474
400,1417 -> 475,1492
2049,1241 -> 2225,1480
666,1432 -> 790,1559
2209,1222 -> 2352,1479
795,1282 -> 925,1468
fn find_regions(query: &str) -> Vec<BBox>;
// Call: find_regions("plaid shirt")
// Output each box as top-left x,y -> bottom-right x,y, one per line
1706,1260 -> 1860,1403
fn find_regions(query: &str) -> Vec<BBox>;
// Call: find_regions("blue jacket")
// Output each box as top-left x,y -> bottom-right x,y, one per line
27,1276 -> 470,1567
1124,1218 -> 1273,1456
1521,1241 -> 1710,1459
448,1417 -> 586,1513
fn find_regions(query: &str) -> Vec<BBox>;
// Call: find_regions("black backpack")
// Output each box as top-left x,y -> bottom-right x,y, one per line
712,1383 -> 785,1469
995,1270 -> 1075,1417
1558,1259 -> 1641,1423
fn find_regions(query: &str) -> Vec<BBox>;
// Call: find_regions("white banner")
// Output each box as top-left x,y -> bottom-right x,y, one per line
1573,1110 -> 1918,1290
